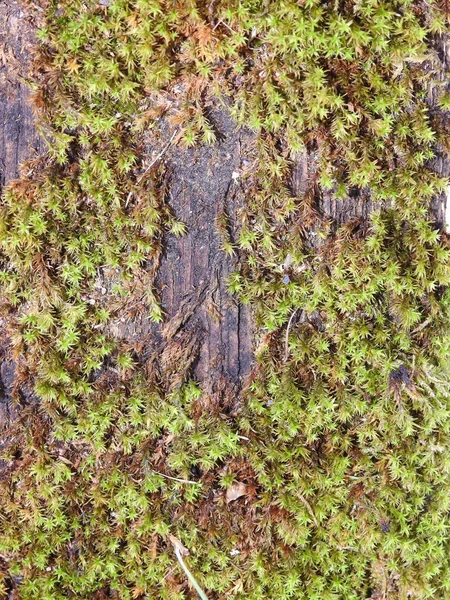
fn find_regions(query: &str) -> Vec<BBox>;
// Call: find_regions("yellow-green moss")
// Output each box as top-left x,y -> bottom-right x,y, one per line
1,0 -> 450,598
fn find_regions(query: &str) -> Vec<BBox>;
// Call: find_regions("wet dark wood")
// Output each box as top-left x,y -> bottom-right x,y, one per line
0,2 -> 256,403
429,33 -> 450,227
156,110 -> 254,389
0,0 -> 43,191
105,110 -> 255,394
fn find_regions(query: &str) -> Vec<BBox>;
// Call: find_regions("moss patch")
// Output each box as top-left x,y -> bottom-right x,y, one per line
2,0 -> 450,598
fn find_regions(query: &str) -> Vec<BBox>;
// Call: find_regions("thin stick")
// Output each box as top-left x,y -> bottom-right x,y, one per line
208,0 -> 216,27
411,317 -> 431,335
125,191 -> 133,208
284,309 -> 298,361
257,0 -> 270,17
151,469 -> 199,485
137,129 -> 178,183
212,19 -> 237,33
175,548 -> 210,600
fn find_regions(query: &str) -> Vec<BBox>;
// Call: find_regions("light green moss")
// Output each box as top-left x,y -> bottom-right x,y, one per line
1,0 -> 450,598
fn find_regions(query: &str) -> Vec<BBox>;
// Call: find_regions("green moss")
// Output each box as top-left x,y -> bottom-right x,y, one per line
1,0 -> 450,598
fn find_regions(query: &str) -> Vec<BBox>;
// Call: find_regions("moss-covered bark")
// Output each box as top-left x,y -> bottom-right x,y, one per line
2,1 -> 450,599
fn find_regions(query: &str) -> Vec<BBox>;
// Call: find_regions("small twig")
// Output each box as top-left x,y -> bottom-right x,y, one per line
212,19 -> 237,33
125,191 -> 133,208
137,129 -> 178,184
151,469 -> 199,485
174,548 -> 210,600
381,564 -> 388,600
257,0 -> 270,17
208,0 -> 216,27
158,566 -> 175,586
284,308 -> 298,361
411,317 -> 431,335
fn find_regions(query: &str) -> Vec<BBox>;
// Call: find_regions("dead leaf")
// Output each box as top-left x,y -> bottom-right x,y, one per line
131,585 -> 146,599
226,482 -> 248,503
168,534 -> 189,556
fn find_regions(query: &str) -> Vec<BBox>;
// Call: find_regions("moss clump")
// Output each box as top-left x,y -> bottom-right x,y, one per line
1,375 -> 246,599
1,0 -> 450,598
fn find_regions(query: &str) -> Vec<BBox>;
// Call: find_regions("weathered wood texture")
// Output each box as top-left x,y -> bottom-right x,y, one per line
107,111 -> 255,394
0,0 -> 43,191
156,112 -> 254,387
0,4 -> 256,433
430,34 -> 450,226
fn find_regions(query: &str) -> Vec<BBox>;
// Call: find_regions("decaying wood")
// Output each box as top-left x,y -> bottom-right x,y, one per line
0,0 -> 42,191
0,0 -> 43,443
156,109 -> 254,387
0,4 -> 256,432
429,33 -> 450,226
104,108 -> 255,393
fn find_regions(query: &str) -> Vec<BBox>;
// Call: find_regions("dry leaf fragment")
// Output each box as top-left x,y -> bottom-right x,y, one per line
226,482 -> 248,503
132,585 -> 146,599
168,534 -> 189,556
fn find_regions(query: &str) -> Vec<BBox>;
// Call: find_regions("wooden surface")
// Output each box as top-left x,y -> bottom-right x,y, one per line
104,108 -> 255,395
292,34 -> 450,228
0,4 -> 255,428
0,0 -> 43,191
155,109 -> 254,388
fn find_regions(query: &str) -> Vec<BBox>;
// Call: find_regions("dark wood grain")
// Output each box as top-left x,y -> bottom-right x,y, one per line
106,109 -> 255,394
0,0 -> 42,447
0,0 -> 43,191
292,34 -> 450,227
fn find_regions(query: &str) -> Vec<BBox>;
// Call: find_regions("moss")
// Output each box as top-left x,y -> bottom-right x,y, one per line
1,0 -> 450,598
